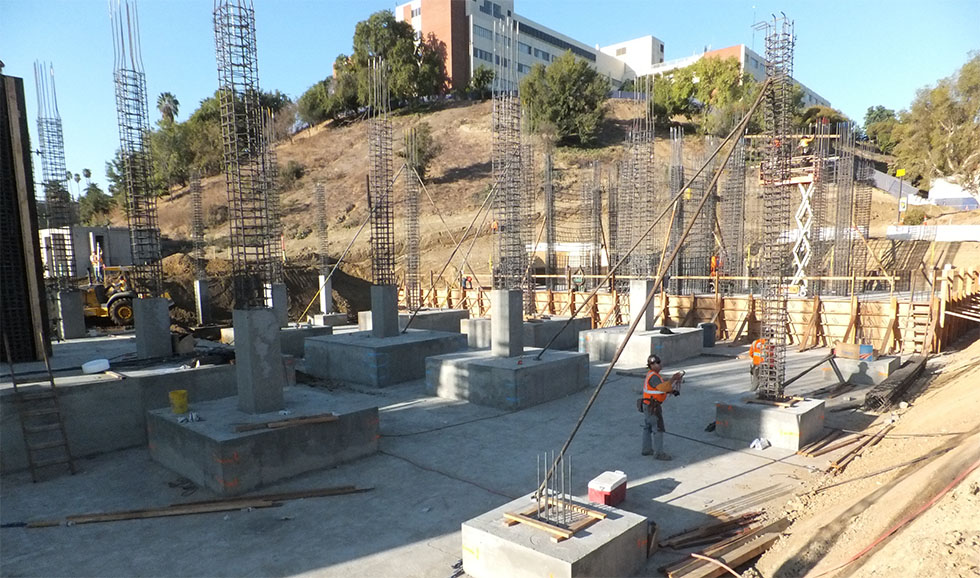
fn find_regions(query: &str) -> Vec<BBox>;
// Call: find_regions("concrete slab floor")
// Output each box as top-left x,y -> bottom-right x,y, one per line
0,333 -> 137,381
1,347 -> 848,577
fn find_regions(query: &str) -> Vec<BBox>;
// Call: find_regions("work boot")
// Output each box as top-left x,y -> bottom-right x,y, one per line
655,452 -> 673,461
641,449 -> 653,456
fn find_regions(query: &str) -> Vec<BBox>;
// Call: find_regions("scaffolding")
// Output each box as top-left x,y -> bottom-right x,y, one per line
756,14 -> 795,400
491,18 -> 526,291
214,0 -> 276,308
720,131 -> 747,292
190,170 -> 205,280
831,123 -> 855,296
368,58 -> 395,286
33,61 -> 75,289
404,128 -> 421,311
110,1 -> 163,297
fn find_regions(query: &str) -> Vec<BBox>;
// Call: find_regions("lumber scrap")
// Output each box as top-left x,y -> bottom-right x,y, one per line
830,424 -> 894,475
660,512 -> 761,549
22,499 -> 283,527
171,485 -> 372,507
662,518 -> 789,577
796,429 -> 839,457
808,433 -> 862,458
233,413 -> 337,432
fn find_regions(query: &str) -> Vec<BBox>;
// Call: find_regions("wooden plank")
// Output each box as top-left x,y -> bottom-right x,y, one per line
62,500 -> 281,526
171,485 -> 371,507
664,518 -> 789,577
234,413 -> 337,432
798,295 -> 821,351
808,433 -> 861,457
502,512 -> 574,540
677,532 -> 782,578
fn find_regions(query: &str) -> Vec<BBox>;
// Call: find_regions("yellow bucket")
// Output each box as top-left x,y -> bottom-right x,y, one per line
169,390 -> 188,414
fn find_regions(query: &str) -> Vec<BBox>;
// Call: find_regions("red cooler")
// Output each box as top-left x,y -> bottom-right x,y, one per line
588,470 -> 627,506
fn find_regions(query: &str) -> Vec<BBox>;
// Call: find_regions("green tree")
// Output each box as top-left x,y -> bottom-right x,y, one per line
156,92 -> 180,123
82,168 -> 91,184
352,11 -> 418,105
800,105 -> 849,127
399,121 -> 441,182
415,33 -> 449,101
298,79 -> 330,125
864,105 -> 899,153
467,65 -> 494,100
521,51 -> 610,146
150,119 -> 192,189
78,182 -> 113,225
893,52 -> 980,198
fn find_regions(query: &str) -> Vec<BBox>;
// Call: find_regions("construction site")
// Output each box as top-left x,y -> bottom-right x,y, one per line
2,2 -> 979,577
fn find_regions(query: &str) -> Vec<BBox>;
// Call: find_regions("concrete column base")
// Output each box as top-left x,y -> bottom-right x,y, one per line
135,298 -> 173,359
370,285 -> 399,338
233,308 -> 284,414
491,289 -> 523,358
318,274 -> 333,314
629,279 -> 657,331
56,290 -> 86,340
265,283 -> 288,327
194,279 -> 211,326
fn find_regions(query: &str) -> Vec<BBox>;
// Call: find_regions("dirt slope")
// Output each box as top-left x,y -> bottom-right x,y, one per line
754,332 -> 980,578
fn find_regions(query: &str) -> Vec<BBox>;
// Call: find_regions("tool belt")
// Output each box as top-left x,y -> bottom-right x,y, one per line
637,398 -> 661,413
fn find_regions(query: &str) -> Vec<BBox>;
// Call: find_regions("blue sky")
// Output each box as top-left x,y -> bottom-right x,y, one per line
2,0 -> 977,198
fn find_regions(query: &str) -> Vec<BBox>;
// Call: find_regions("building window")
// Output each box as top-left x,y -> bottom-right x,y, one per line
474,24 -> 493,40
411,7 -> 420,17
494,55 -> 509,67
518,42 -> 532,55
660,43 -> 664,53
517,63 -> 531,74
616,47 -> 627,56
533,47 -> 551,61
520,22 -> 596,62
474,47 -> 493,62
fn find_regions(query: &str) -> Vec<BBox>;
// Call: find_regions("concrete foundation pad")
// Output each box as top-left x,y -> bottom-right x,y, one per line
147,387 -> 378,496
56,290 -> 86,339
714,398 -> 826,451
304,329 -> 467,387
309,312 -> 348,327
461,492 -> 648,578
578,326 -> 703,367
358,308 -> 469,333
426,348 -> 589,410
220,325 -> 334,358
135,298 -> 173,359
835,356 -> 901,385
461,317 -> 592,350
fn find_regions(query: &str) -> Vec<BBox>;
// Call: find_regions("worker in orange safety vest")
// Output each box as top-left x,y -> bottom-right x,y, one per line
748,337 -> 767,391
640,354 -> 684,460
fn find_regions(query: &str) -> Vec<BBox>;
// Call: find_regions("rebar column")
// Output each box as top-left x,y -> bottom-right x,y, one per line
851,141 -> 874,283
190,170 -> 205,279
831,123 -> 855,296
720,131 -> 747,292
262,109 -> 283,283
521,139 -> 536,314
33,61 -> 75,288
543,151 -> 557,290
368,58 -> 395,286
808,122 -> 833,296
110,2 -> 163,297
314,180 -> 328,275
214,0 -> 276,308
491,18 -> 526,291
404,128 -> 421,311
667,126 -> 685,294
623,76 -> 655,278
757,15 -> 795,400
579,162 -> 602,290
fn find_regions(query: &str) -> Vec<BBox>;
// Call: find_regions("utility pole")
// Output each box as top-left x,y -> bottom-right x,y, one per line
896,168 -> 905,222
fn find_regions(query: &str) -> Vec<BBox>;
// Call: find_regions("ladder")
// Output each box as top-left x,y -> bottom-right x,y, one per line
3,332 -> 77,482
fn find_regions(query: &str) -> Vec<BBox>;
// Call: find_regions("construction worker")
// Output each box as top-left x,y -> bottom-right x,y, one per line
90,249 -> 104,283
640,354 -> 684,460
798,136 -> 814,155
748,336 -> 767,391
710,255 -> 719,277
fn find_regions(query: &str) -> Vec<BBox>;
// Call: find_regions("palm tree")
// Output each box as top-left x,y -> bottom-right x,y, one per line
82,168 -> 91,185
156,92 -> 180,123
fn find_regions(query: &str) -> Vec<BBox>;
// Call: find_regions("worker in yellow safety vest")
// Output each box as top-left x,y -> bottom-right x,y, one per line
749,337 -> 767,391
640,355 -> 684,460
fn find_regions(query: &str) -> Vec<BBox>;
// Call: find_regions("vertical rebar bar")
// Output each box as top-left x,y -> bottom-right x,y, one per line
543,151 -> 556,290
314,180 -> 328,275
110,1 -> 163,297
720,130 -> 747,292
831,123 -> 855,296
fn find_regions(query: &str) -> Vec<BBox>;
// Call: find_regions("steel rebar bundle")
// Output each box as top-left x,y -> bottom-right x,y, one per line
33,61 -> 76,288
262,109 -> 283,283
491,18 -> 526,290
578,162 -> 602,290
314,180 -> 328,275
368,58 -> 395,286
110,1 -> 163,297
535,451 -> 573,527
831,123 -> 855,296
623,76 -> 656,278
404,128 -> 421,311
543,151 -> 557,290
720,132 -> 747,291
757,14 -> 795,400
214,0 -> 276,308
190,171 -> 206,280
